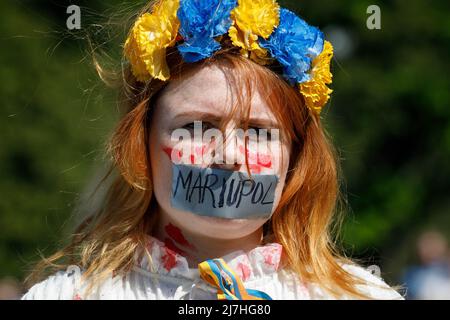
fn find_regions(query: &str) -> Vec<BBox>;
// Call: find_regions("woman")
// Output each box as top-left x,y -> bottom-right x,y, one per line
22,0 -> 402,300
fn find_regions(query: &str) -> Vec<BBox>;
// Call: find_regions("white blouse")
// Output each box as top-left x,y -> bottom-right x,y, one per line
22,236 -> 404,300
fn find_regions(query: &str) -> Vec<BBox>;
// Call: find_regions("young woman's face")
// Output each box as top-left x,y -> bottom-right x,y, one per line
149,64 -> 291,240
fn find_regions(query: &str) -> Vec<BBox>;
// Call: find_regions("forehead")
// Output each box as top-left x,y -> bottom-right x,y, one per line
155,64 -> 275,122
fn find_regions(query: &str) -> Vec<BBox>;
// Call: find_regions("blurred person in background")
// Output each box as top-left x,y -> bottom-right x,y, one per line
0,277 -> 22,300
403,230 -> 450,299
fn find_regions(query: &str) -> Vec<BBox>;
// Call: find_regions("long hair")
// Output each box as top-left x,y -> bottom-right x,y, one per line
25,1 -> 370,298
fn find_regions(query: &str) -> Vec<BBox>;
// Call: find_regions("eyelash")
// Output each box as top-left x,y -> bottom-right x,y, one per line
181,123 -> 273,140
181,122 -> 215,131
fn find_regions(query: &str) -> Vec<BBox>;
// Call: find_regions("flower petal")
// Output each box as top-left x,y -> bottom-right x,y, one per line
228,0 -> 280,64
177,0 -> 237,62
124,0 -> 180,82
299,41 -> 334,115
259,8 -> 324,85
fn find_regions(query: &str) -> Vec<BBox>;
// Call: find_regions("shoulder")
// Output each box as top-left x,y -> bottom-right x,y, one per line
341,263 -> 405,300
21,265 -> 82,300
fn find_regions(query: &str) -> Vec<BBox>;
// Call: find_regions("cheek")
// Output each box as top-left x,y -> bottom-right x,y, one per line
162,140 -> 211,165
237,145 -> 272,174
163,141 -> 279,175
242,141 -> 287,176
149,133 -> 175,206
272,144 -> 291,207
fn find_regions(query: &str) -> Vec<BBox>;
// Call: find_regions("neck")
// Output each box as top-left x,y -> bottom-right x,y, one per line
152,208 -> 264,268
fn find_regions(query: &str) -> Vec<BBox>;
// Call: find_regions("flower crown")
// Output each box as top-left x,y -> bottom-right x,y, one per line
124,0 -> 334,115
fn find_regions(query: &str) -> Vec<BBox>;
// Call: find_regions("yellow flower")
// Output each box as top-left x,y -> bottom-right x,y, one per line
124,0 -> 180,82
299,41 -> 334,115
228,0 -> 280,65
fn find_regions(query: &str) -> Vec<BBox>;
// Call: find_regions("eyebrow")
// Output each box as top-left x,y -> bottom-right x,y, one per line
173,111 -> 223,123
245,118 -> 279,128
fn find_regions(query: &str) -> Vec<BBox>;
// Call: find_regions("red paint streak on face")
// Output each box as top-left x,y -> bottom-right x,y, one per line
248,164 -> 262,174
164,237 -> 187,256
237,262 -> 251,281
238,145 -> 272,169
161,248 -> 178,271
194,145 -> 208,156
164,145 -> 266,173
165,223 -> 196,250
163,147 -> 183,162
163,146 -> 209,164
257,154 -> 272,167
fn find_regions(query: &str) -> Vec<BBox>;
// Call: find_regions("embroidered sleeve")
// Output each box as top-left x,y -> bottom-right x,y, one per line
21,265 -> 82,300
342,264 -> 405,300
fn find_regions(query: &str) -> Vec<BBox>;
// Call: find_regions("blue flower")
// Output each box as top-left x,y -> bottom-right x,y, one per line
259,8 -> 324,85
177,0 -> 237,63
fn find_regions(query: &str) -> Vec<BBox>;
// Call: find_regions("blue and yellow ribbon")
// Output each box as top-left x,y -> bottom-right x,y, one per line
198,258 -> 272,300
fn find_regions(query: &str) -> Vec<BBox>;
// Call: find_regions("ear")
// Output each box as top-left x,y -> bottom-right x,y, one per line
109,99 -> 151,190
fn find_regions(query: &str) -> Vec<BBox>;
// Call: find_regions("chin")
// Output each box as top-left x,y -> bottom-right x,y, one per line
182,211 -> 266,239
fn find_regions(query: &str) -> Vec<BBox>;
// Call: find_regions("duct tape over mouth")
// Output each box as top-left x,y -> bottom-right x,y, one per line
170,164 -> 279,219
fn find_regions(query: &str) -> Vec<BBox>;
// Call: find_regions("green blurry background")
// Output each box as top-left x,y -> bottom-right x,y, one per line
1,0 -> 449,295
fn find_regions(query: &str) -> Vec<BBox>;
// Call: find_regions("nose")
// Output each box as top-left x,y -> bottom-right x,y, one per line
207,123 -> 243,171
